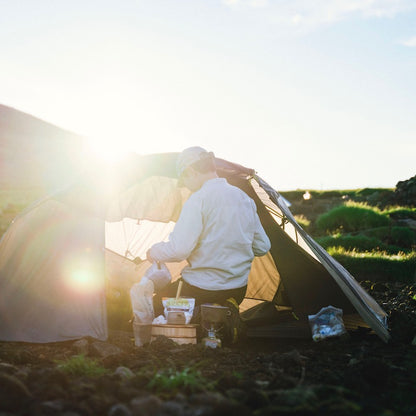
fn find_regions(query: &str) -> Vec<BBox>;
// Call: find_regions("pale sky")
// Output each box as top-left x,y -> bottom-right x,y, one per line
1,0 -> 415,190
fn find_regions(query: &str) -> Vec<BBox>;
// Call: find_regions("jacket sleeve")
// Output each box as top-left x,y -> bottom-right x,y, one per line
252,210 -> 271,257
148,196 -> 203,263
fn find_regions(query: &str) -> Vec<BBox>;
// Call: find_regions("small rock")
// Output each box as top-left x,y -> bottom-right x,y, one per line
160,400 -> 187,416
0,362 -> 19,375
189,391 -> 226,406
348,358 -> 360,366
91,341 -> 123,358
225,388 -> 247,402
189,391 -> 251,416
73,339 -> 89,355
39,400 -> 64,415
0,373 -> 32,411
280,349 -> 308,365
114,366 -> 134,380
399,218 -> 416,230
130,395 -> 162,416
108,403 -> 132,416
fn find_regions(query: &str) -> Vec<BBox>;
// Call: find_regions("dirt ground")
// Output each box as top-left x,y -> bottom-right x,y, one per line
1,282 -> 416,416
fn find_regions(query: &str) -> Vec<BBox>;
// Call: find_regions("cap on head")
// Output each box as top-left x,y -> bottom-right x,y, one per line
176,146 -> 212,178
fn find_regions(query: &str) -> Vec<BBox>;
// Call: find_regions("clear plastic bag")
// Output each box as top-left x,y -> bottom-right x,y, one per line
308,305 -> 347,342
130,277 -> 155,324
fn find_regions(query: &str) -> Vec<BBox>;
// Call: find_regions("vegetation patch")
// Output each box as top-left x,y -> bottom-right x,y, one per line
316,234 -> 399,254
316,202 -> 390,234
383,206 -> 416,220
317,227 -> 415,254
294,215 -> 310,230
148,366 -> 214,395
55,354 -> 109,377
328,248 -> 416,282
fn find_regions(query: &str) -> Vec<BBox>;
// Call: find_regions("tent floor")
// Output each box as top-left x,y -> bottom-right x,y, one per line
246,320 -> 312,339
241,302 -> 311,339
241,301 -> 371,339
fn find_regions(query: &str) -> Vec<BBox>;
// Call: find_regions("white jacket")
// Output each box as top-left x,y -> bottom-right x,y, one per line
149,178 -> 271,290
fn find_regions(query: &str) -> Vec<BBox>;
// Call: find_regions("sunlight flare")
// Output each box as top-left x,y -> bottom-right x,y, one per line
63,254 -> 104,294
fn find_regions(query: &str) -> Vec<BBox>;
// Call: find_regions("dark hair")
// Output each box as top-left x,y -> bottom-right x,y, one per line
191,153 -> 216,174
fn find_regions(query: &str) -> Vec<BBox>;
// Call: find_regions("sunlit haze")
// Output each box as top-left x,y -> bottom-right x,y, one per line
1,1 -> 415,190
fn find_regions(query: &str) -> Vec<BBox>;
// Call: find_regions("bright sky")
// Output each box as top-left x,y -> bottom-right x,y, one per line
1,0 -> 415,190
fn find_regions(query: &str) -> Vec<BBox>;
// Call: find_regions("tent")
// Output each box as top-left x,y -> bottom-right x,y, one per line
0,153 -> 390,343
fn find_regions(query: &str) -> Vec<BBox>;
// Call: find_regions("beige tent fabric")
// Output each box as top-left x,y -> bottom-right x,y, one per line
105,176 -> 190,223
246,252 -> 281,302
0,199 -> 107,342
105,219 -> 176,260
249,178 -> 318,260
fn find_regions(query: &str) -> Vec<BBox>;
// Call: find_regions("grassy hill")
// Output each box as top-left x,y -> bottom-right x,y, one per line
0,104 -> 86,191
281,188 -> 416,282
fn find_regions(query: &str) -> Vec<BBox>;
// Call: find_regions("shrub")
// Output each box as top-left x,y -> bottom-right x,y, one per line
317,228 -> 415,253
55,355 -> 109,377
390,227 -> 416,248
383,207 -> 416,220
316,202 -> 390,234
355,226 -> 416,250
328,248 -> 416,283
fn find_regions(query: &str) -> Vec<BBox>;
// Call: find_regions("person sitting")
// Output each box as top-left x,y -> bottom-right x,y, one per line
146,146 -> 271,343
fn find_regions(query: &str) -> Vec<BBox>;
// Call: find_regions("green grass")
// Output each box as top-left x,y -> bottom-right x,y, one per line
383,206 -> 416,220
328,247 -> 416,282
55,354 -> 109,377
316,202 -> 390,234
316,227 -> 415,253
316,234 -> 401,254
148,366 -> 214,394
361,226 -> 416,248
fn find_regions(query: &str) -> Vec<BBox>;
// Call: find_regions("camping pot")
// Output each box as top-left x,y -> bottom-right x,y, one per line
200,304 -> 229,329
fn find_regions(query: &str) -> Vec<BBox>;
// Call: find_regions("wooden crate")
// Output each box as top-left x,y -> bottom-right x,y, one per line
151,324 -> 198,345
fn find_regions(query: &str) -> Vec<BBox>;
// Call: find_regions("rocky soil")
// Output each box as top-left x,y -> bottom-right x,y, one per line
1,282 -> 416,416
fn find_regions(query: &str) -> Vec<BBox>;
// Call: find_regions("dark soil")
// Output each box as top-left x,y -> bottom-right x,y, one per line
1,282 -> 416,416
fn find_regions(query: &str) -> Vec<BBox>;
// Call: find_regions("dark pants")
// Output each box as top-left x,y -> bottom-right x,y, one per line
153,278 -> 247,319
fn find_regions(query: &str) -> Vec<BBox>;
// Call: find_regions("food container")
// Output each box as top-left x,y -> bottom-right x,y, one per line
162,297 -> 195,324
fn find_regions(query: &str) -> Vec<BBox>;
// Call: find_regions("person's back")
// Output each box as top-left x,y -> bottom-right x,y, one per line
183,176 -> 268,290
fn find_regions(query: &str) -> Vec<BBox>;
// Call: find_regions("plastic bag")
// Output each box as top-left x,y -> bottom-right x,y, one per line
153,315 -> 167,324
130,277 -> 155,324
144,262 -> 172,292
308,305 -> 347,342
